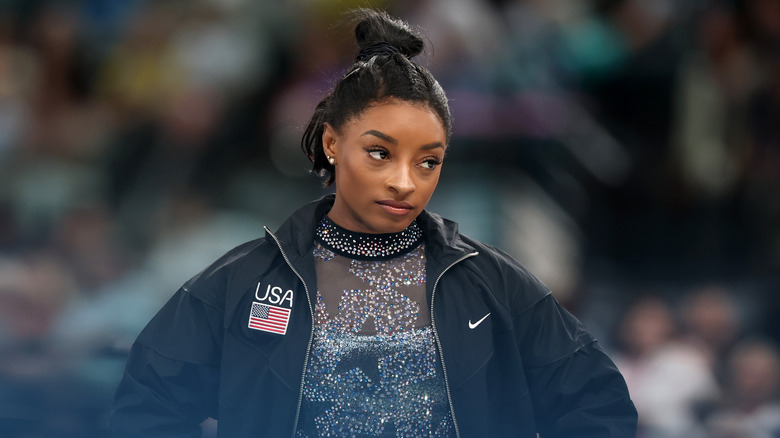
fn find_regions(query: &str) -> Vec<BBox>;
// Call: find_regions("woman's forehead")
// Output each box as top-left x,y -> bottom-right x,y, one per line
344,101 -> 446,138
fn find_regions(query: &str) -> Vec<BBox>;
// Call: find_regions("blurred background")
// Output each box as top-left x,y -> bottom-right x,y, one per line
0,0 -> 779,436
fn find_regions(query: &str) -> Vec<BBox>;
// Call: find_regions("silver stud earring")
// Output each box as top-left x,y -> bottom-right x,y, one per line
328,156 -> 335,165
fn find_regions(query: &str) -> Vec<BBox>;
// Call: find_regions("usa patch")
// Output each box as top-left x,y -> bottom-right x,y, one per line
248,302 -> 291,335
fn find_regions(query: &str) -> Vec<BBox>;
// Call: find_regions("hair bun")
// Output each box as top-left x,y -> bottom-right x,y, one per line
352,9 -> 424,60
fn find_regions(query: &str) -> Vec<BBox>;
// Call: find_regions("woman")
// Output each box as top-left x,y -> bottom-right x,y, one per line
111,9 -> 637,438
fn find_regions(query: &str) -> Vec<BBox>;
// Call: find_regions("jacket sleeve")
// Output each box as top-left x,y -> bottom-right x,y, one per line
515,294 -> 637,438
111,287 -> 222,438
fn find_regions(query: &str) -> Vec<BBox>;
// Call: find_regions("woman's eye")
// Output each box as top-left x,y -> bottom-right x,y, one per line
421,158 -> 442,170
368,149 -> 388,160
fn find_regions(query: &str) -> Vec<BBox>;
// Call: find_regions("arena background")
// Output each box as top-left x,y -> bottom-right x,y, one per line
1,0 -> 779,436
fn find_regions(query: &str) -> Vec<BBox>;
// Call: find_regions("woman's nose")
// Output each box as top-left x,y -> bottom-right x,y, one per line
386,164 -> 415,195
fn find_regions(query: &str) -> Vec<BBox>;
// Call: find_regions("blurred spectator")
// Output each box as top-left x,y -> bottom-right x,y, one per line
613,295 -> 718,438
0,252 -> 76,349
672,1 -> 757,200
705,340 -> 780,438
679,285 -> 743,383
96,3 -> 181,118
0,251 -> 80,437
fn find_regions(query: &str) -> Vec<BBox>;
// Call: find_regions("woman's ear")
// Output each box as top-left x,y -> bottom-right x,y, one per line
322,123 -> 338,159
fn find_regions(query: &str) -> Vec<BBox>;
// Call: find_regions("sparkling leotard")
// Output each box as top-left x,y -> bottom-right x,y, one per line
295,216 -> 454,438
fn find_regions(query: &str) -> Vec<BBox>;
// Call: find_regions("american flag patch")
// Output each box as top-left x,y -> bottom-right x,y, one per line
248,302 -> 291,335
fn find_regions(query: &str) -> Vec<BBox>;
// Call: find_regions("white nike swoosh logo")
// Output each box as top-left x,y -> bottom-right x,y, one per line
468,313 -> 491,329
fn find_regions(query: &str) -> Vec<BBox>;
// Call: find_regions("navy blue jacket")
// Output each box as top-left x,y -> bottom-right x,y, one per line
111,195 -> 637,437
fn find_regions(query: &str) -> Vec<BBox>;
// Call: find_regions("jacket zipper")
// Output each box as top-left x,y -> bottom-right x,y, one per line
430,251 -> 479,438
264,227 -> 316,438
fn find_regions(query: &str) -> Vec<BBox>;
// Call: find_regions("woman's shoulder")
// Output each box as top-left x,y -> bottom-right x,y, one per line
463,236 -> 550,292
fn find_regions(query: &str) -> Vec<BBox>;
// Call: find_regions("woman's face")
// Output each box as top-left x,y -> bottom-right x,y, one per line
323,100 -> 447,234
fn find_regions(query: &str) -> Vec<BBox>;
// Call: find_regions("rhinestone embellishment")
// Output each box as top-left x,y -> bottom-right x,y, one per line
299,325 -> 453,438
315,216 -> 423,260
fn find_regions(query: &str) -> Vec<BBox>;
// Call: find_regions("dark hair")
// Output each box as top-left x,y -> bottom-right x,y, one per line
301,9 -> 452,186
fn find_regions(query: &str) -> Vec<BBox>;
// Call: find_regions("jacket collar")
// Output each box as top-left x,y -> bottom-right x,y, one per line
415,208 -> 477,269
266,194 -> 476,267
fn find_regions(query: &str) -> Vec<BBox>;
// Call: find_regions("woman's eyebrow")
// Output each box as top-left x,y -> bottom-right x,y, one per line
361,130 -> 444,151
361,130 -> 397,144
420,142 -> 444,151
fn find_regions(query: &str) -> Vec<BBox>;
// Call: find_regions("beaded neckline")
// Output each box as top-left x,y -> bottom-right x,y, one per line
315,215 -> 423,260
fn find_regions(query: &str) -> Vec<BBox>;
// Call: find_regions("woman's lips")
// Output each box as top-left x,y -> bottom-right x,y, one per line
377,200 -> 413,216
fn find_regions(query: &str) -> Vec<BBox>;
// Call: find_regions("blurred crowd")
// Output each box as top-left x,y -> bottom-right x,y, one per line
0,0 -> 779,436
